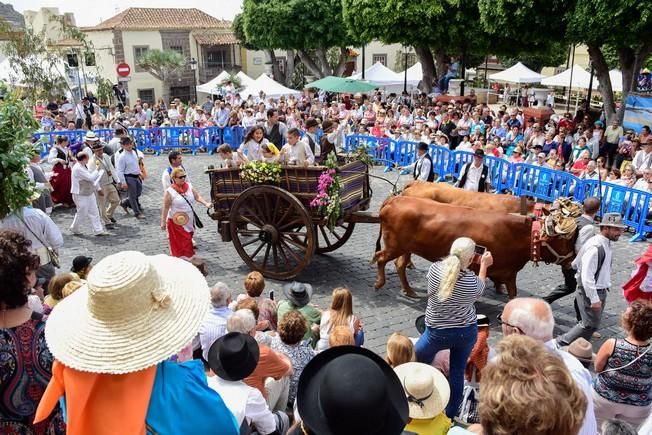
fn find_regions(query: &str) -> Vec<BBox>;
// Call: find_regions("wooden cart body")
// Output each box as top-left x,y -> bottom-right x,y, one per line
207,160 -> 371,279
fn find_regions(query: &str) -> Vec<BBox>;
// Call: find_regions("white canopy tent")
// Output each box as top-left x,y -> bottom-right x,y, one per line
240,73 -> 301,99
489,62 -> 545,84
396,62 -> 423,88
351,62 -> 403,85
196,70 -> 256,95
541,65 -> 597,89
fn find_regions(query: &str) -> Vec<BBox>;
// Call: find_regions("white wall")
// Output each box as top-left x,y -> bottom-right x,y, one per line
85,30 -> 115,82
121,30 -> 164,103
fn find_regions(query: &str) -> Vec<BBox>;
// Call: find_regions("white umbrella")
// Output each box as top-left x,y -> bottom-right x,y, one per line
489,62 -> 545,84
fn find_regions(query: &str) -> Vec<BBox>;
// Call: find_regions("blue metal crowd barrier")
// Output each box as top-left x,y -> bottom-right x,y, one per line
512,163 -> 578,203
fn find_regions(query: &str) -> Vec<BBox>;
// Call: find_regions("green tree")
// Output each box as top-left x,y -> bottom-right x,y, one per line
566,0 -> 652,122
240,0 -> 357,79
136,49 -> 187,101
0,84 -> 39,218
499,42 -> 569,73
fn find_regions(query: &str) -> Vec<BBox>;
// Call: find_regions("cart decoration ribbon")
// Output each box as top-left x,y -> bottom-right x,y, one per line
310,152 -> 341,230
240,161 -> 282,185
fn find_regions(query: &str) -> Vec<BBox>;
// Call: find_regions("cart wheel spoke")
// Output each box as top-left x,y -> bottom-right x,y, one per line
315,222 -> 355,254
262,243 -> 271,269
319,225 -> 332,247
280,239 -> 303,264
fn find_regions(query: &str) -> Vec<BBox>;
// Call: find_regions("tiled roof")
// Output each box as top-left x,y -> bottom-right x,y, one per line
193,31 -> 239,45
82,8 -> 231,31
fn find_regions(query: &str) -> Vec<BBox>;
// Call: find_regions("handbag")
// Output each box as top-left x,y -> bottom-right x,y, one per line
178,192 -> 204,229
457,367 -> 480,425
16,213 -> 61,268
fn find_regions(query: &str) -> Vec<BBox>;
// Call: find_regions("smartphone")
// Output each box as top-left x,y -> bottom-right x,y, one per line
269,290 -> 274,301
473,245 -> 487,264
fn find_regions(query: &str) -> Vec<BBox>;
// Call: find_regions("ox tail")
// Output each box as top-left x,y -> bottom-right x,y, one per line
370,221 -> 383,265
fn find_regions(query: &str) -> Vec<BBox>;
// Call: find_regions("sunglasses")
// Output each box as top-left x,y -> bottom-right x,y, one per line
176,175 -> 187,179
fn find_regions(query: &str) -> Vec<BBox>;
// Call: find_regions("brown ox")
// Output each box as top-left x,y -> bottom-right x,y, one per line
402,180 -> 535,214
372,197 -> 576,299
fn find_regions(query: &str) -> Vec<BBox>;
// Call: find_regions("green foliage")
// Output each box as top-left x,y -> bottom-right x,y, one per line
0,86 -> 39,218
232,14 -> 258,51
500,42 -> 569,72
95,78 -> 114,106
221,73 -> 242,89
137,49 -> 186,82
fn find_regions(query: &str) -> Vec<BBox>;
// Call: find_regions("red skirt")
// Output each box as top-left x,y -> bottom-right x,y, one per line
50,163 -> 73,205
167,218 -> 194,258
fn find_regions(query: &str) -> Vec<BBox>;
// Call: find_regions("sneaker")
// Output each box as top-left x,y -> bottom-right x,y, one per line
110,217 -> 117,223
135,214 -> 145,220
592,332 -> 602,339
95,232 -> 110,237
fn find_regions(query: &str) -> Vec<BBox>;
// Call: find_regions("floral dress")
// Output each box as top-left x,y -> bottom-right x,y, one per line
0,312 -> 65,434
270,336 -> 315,406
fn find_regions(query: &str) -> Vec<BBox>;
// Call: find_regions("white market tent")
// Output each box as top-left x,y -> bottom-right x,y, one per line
541,64 -> 597,90
396,62 -> 423,88
351,62 -> 403,85
489,62 -> 545,84
196,70 -> 256,95
240,73 -> 301,98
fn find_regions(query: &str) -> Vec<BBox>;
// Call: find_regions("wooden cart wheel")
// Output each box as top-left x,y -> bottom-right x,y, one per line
229,185 -> 315,280
314,222 -> 356,254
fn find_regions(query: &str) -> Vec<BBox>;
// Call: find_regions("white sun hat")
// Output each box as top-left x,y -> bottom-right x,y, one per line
44,251 -> 210,374
394,362 -> 451,419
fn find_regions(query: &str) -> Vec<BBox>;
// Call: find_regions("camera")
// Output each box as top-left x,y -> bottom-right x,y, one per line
472,245 -> 487,264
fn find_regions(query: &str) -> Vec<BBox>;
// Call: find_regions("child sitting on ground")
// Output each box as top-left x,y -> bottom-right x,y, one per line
229,271 -> 278,331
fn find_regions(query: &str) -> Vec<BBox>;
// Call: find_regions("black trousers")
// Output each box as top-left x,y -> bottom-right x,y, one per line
543,266 -> 581,321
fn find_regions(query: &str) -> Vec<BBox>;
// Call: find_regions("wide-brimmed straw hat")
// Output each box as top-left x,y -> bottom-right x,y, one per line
84,131 -> 100,142
599,212 -> 626,229
44,251 -> 210,374
394,362 -> 450,419
297,346 -> 408,435
563,337 -> 596,365
208,332 -> 260,381
282,281 -> 313,307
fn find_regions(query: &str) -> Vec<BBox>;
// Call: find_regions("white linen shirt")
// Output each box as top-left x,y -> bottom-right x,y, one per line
280,141 -> 315,165
403,154 -> 432,182
0,207 -> 64,265
70,162 -> 103,195
198,305 -> 231,361
572,234 -> 613,303
462,162 -> 484,191
115,149 -> 141,184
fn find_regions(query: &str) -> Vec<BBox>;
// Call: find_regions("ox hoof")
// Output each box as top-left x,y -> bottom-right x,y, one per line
495,285 -> 507,295
406,261 -> 415,270
374,281 -> 384,290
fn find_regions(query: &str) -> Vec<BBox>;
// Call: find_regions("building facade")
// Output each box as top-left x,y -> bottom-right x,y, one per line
82,7 -> 241,105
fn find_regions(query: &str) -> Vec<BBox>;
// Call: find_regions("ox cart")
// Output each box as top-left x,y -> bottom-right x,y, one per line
206,159 -> 375,280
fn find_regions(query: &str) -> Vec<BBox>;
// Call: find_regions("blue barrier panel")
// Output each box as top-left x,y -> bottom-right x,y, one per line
33,131 -> 85,157
484,155 -> 512,192
512,163 -> 579,203
202,126 -> 222,154
393,140 -> 417,167
345,135 -> 393,166
152,127 -> 202,154
94,128 -> 114,143
449,151 -> 474,179
128,128 -> 152,151
427,144 -> 452,180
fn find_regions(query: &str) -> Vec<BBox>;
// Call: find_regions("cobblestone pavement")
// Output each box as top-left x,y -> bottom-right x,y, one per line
47,154 -> 649,355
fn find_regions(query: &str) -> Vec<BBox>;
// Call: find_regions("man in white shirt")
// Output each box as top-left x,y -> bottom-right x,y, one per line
303,118 -> 321,157
167,102 -> 180,126
115,137 -> 144,219
70,151 -> 107,236
457,148 -> 490,192
207,332 -> 289,435
91,142 -> 120,229
400,142 -> 434,182
500,298 -> 597,435
161,151 -> 190,190
199,282 -> 233,360
558,213 -> 626,346
634,145 -> 652,177
280,128 -> 315,166
1,206 -> 63,288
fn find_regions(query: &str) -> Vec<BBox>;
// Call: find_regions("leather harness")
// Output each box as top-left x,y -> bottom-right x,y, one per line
530,203 -> 576,266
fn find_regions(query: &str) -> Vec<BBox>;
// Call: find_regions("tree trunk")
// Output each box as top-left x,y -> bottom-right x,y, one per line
615,44 -> 652,123
285,49 -> 296,87
315,48 -> 333,76
298,50 -> 326,79
587,44 -> 616,122
415,46 -> 435,94
433,50 -> 447,82
333,47 -> 348,77
264,49 -> 285,83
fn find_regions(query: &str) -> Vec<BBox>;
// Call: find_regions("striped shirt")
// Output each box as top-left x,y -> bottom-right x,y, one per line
425,261 -> 485,329
199,305 -> 232,360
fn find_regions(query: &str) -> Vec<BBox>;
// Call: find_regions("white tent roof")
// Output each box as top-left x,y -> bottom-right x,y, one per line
351,62 -> 403,85
240,73 -> 301,98
489,62 -> 545,84
196,71 -> 255,95
541,65 -> 597,89
396,62 -> 422,86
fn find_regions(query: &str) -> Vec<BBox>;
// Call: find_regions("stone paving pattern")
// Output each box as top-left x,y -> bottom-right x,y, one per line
48,154 -> 649,354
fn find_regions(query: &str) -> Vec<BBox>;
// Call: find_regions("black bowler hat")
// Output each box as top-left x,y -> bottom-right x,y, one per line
417,142 -> 429,151
297,346 -> 409,435
474,148 -> 485,157
208,332 -> 260,381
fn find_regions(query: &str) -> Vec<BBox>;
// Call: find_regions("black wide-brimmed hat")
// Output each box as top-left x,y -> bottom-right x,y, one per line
208,332 -> 260,381
282,281 -> 313,307
297,346 -> 409,435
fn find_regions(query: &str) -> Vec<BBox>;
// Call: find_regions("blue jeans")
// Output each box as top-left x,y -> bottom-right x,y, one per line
415,323 -> 478,418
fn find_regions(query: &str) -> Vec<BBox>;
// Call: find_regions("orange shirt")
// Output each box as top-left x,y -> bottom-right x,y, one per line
35,360 -> 157,435
243,344 -> 290,397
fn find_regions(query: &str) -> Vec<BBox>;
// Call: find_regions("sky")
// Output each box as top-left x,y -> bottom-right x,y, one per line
10,0 -> 244,26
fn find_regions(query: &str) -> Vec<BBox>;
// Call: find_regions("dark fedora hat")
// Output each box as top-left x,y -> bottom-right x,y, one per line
297,346 -> 409,435
321,119 -> 335,132
282,281 -> 313,307
207,332 -> 260,381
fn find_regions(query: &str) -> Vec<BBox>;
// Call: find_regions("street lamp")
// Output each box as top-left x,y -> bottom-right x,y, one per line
403,46 -> 413,95
189,58 -> 198,103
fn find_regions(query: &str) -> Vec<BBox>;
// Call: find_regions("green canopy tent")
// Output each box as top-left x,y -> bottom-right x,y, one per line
306,76 -> 377,93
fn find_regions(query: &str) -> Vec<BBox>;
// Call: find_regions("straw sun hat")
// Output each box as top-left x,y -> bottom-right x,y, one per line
394,362 -> 450,419
44,251 -> 210,374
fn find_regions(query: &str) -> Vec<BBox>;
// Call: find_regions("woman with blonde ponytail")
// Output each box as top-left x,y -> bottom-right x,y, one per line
415,237 -> 493,419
